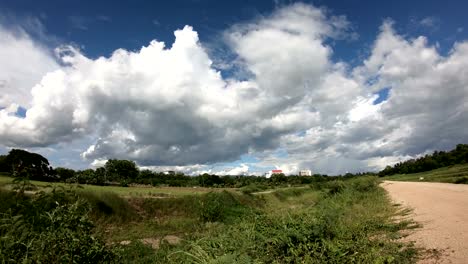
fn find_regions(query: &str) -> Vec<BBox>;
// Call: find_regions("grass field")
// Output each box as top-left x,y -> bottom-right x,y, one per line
0,176 -> 421,263
0,174 -> 220,197
112,178 -> 419,263
383,163 -> 468,184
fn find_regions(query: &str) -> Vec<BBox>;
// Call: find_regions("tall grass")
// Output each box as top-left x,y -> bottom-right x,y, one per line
78,190 -> 139,224
1,176 -> 419,263
0,187 -> 116,263
117,177 -> 418,263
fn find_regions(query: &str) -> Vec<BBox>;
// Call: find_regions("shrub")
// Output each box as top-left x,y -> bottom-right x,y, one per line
197,191 -> 249,223
79,190 -> 138,224
454,177 -> 468,184
324,180 -> 346,194
0,187 -> 117,263
240,183 -> 268,194
173,177 -> 417,263
272,188 -> 307,201
349,176 -> 379,192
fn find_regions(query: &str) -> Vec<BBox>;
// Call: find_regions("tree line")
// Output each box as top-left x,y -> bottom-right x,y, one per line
378,144 -> 468,176
2,144 -> 467,185
0,149 -> 330,188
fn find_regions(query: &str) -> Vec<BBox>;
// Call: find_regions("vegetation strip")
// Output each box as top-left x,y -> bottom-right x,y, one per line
1,177 -> 419,263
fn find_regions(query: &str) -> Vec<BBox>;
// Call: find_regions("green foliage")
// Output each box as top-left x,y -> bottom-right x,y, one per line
379,144 -> 468,176
198,174 -> 223,187
239,183 -> 268,194
0,155 -> 8,173
349,176 -> 379,192
137,195 -> 199,218
55,167 -> 76,181
1,148 -> 337,189
105,159 -> 139,182
322,180 -> 347,195
271,173 -> 288,185
5,149 -> 56,181
2,176 -> 412,264
382,163 -> 468,184
0,184 -> 116,263
79,190 -> 138,224
454,177 -> 468,184
164,177 -> 417,263
117,241 -> 160,264
197,191 -> 249,223
272,187 -> 308,201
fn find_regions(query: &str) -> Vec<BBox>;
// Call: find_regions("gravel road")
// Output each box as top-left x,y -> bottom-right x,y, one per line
382,181 -> 468,264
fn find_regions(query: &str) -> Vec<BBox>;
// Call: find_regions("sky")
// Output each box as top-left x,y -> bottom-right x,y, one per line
0,0 -> 467,175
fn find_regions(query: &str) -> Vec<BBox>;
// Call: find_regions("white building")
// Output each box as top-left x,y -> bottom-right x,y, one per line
299,170 -> 312,176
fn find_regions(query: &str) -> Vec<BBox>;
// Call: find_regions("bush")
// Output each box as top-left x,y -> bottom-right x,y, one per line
272,188 -> 307,201
349,176 -> 378,192
197,191 -> 249,223
454,177 -> 468,184
79,191 -> 138,224
324,180 -> 346,194
240,183 -> 268,194
172,177 -> 417,263
0,187 -> 117,263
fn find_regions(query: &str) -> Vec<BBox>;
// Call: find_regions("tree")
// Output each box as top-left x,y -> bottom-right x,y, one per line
0,155 -> 8,172
271,173 -> 287,185
104,159 -> 139,182
76,169 -> 95,184
55,167 -> 75,181
94,167 -> 106,185
5,149 -> 55,181
378,144 -> 468,176
198,173 -> 223,187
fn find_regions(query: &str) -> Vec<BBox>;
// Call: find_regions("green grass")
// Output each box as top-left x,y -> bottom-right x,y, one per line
0,175 -> 421,263
382,163 -> 468,184
114,177 -> 419,263
0,175 -> 218,197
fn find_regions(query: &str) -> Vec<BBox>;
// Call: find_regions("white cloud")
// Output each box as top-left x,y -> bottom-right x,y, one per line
90,158 -> 107,168
261,20 -> 468,173
1,4 -> 347,168
0,24 -> 59,108
419,16 -> 439,30
217,164 -> 250,176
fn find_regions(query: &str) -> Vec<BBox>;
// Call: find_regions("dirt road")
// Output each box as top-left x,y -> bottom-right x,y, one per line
382,181 -> 468,264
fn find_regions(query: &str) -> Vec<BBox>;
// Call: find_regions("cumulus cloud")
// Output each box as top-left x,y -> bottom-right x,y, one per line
1,4 -> 347,168
259,20 -> 468,174
0,24 -> 59,108
1,4 -> 468,174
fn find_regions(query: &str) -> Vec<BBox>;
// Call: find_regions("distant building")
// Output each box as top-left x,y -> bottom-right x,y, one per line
299,170 -> 312,176
264,169 -> 283,178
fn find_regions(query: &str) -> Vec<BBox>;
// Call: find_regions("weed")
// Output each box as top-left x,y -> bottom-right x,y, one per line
454,177 -> 468,184
162,177 -> 418,263
0,186 -> 117,263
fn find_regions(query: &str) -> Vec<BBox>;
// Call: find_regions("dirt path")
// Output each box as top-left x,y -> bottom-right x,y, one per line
382,181 -> 468,264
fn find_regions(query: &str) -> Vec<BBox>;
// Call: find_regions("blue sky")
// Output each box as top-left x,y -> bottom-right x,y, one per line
1,0 -> 468,175
2,0 -> 467,60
